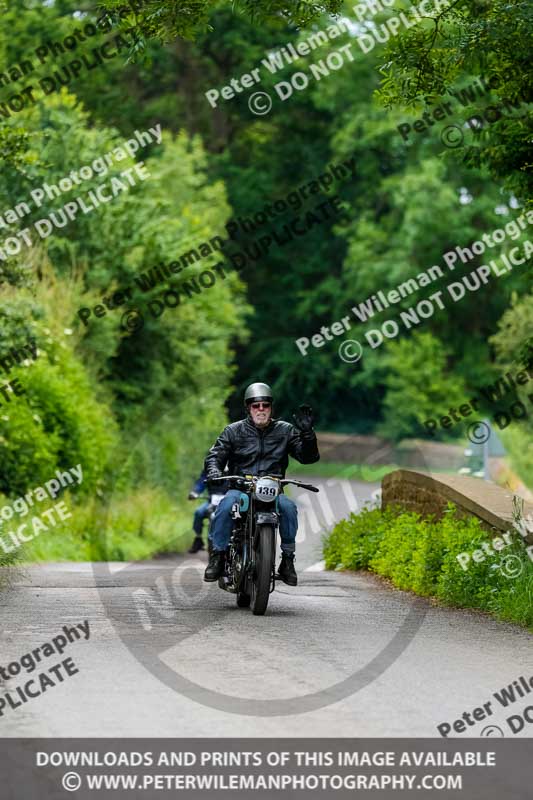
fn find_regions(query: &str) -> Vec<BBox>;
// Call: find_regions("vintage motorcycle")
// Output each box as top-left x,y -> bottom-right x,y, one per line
210,474 -> 319,616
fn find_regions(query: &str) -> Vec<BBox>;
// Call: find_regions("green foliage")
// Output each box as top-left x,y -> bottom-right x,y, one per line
489,292 -> 533,485
0,83 -> 249,560
2,1 -> 530,445
0,541 -> 18,569
182,10 -> 525,433
102,0 -> 343,42
0,0 -> 531,574
0,273 -> 118,497
324,503 -> 533,628
375,0 -> 533,202
491,291 -> 533,369
17,486 -> 193,562
323,506 -> 391,572
0,126 -> 36,174
378,332 -> 468,440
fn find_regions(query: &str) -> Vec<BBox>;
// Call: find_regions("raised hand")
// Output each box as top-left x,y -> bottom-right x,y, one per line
293,404 -> 315,433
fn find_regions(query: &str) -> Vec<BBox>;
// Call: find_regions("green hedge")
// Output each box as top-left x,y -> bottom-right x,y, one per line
323,504 -> 533,629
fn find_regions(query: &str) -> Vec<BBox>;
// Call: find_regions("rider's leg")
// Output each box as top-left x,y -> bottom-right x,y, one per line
277,495 -> 298,554
205,498 -> 218,550
193,502 -> 209,535
189,501 -> 209,553
204,490 -> 241,581
211,490 -> 241,550
277,495 -> 298,585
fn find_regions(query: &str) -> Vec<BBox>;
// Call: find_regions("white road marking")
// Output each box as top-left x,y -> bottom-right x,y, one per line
305,560 -> 326,572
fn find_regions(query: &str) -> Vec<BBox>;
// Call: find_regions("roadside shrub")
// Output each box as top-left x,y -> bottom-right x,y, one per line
323,506 -> 391,570
369,510 -> 444,594
0,353 -> 118,498
323,503 -> 533,629
436,511 -> 502,608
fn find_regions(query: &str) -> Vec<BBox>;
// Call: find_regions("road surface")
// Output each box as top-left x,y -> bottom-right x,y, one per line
0,475 -> 532,737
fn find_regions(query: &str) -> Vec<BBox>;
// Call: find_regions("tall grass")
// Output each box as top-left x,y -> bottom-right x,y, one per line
0,486 -> 195,564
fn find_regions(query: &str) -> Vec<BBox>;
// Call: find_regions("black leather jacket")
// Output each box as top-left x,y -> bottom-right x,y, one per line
204,417 -> 319,479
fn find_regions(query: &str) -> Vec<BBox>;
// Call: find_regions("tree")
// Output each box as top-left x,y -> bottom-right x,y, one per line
101,0 -> 343,41
377,332 -> 467,440
375,0 -> 533,202
489,292 -> 533,485
0,88 -> 249,507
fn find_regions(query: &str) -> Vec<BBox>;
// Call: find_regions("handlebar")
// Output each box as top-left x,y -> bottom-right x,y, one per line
282,479 -> 319,493
209,475 -> 319,493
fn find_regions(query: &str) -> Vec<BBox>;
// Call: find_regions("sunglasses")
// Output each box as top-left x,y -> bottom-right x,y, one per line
250,402 -> 271,410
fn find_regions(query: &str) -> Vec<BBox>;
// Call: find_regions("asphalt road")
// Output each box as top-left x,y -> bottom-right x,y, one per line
1,475 -> 532,738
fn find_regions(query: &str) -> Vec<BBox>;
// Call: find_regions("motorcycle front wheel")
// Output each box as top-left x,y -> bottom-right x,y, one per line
251,524 -> 275,616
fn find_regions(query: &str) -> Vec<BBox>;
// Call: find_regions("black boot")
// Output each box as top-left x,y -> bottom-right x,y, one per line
188,536 -> 204,554
278,552 -> 297,586
204,550 -> 225,582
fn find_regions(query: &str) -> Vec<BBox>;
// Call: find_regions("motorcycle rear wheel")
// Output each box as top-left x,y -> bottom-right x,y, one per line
251,524 -> 275,616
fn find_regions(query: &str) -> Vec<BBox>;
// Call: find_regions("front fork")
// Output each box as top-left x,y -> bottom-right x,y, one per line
223,501 -> 279,595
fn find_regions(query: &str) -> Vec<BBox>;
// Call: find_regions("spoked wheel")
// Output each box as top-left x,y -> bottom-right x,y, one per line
236,592 -> 251,608
251,524 -> 275,616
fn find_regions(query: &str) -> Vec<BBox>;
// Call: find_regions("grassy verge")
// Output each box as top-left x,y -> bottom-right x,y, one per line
0,547 -> 20,589
323,504 -> 533,629
2,486 -> 195,564
289,460 -> 402,483
0,530 -> 22,591
291,460 -> 460,482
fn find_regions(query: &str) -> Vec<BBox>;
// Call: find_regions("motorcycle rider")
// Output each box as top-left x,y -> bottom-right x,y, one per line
203,382 -> 319,586
187,470 -> 209,553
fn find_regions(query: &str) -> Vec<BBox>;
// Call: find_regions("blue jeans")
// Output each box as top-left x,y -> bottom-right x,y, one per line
193,501 -> 210,536
211,489 -> 298,554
